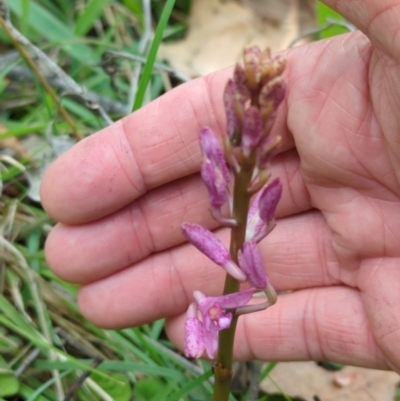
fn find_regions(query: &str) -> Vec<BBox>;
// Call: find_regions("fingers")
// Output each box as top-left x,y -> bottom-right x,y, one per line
45,149 -> 310,284
166,286 -> 389,369
76,211 -> 340,328
358,257 -> 400,373
323,0 -> 400,61
40,66 -> 293,225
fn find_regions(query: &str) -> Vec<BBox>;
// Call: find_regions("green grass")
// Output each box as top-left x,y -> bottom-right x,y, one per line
0,1 -> 349,400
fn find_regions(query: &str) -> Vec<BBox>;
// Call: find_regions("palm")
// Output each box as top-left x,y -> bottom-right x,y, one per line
272,34 -> 400,369
42,31 -> 400,371
290,33 -> 400,276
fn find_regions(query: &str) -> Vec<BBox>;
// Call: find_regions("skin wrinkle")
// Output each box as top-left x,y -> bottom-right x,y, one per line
112,131 -> 144,199
301,39 -> 331,90
341,123 -> 379,185
131,197 -> 155,256
314,213 -> 336,286
121,116 -> 149,196
280,150 -> 310,217
301,289 -> 319,361
365,1 -> 400,47
204,71 -> 228,137
341,30 -> 372,65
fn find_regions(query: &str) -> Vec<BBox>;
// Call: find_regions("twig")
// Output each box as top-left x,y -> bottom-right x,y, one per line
1,52 -> 127,115
14,348 -> 41,377
0,236 -> 65,400
248,361 -> 262,401
63,358 -> 103,401
0,1 -> 115,127
103,50 -> 190,82
0,2 -> 82,140
288,18 -> 356,48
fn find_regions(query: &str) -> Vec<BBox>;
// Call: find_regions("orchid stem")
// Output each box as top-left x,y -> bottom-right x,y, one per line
212,162 -> 254,401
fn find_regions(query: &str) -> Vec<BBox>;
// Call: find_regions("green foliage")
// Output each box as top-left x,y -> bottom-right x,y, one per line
80,372 -> 132,401
0,355 -> 20,397
132,0 -> 176,111
317,2 -> 349,39
74,0 -> 115,36
0,1 -> 353,401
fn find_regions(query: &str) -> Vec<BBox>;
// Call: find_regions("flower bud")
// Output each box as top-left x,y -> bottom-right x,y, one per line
223,79 -> 240,141
201,158 -> 228,209
259,77 -> 286,122
260,50 -> 286,84
243,46 -> 261,91
182,223 -> 246,281
257,135 -> 281,170
241,106 -> 263,156
259,178 -> 282,224
238,241 -> 267,289
233,64 -> 250,100
199,127 -> 231,184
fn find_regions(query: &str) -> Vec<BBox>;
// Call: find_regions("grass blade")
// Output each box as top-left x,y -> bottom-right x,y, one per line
132,0 -> 176,111
74,0 -> 114,36
164,370 -> 213,401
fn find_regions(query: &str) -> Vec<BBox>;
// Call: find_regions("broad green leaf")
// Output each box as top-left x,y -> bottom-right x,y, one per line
133,377 -> 167,401
0,355 -> 19,397
83,372 -> 132,401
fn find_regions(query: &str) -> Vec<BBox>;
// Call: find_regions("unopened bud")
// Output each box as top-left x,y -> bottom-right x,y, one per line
243,46 -> 261,91
260,51 -> 286,84
223,79 -> 240,142
182,223 -> 246,281
259,178 -> 282,224
259,77 -> 286,122
238,241 -> 268,289
241,107 -> 263,156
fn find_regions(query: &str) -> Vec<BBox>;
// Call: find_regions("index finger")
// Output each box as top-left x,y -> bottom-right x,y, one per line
40,67 -> 292,225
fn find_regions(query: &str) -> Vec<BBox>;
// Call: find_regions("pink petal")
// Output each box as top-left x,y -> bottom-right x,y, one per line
259,178 -> 282,224
198,289 -> 255,316
184,317 -> 205,358
182,223 -> 246,281
203,322 -> 219,359
201,158 -> 228,208
259,77 -> 286,121
241,107 -> 263,155
233,64 -> 250,100
238,241 -> 268,289
246,191 -> 265,241
223,79 -> 239,140
199,127 -> 230,184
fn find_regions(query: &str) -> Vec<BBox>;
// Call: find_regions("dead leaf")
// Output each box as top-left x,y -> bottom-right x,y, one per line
160,0 -> 316,77
261,361 -> 400,401
0,124 -> 30,159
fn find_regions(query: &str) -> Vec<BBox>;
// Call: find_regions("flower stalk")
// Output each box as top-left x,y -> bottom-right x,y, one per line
182,47 -> 287,401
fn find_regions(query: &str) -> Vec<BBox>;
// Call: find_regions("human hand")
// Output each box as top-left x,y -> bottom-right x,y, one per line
41,0 -> 400,372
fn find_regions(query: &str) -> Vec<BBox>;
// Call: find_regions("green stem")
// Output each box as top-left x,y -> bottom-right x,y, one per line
212,163 -> 254,401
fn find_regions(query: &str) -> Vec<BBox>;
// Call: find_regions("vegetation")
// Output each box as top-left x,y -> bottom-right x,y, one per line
0,1 -> 353,400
